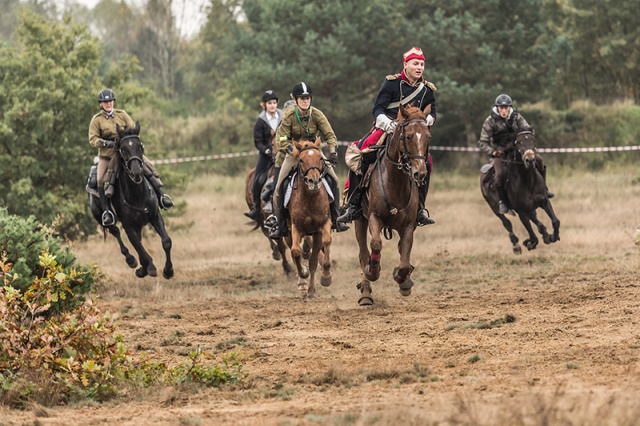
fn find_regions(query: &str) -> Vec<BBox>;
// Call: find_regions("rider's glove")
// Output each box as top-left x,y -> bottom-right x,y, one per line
100,139 -> 116,149
426,115 -> 435,126
375,114 -> 397,134
263,148 -> 272,155
492,150 -> 503,158
329,152 -> 338,166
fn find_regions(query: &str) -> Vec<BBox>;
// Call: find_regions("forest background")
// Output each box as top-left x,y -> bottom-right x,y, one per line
0,0 -> 638,239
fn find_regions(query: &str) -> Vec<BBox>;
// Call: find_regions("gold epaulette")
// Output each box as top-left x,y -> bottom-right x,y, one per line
386,73 -> 401,81
425,80 -> 438,92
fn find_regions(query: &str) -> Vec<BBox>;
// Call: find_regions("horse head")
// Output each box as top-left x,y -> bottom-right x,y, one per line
116,122 -> 145,184
390,104 -> 431,184
292,137 -> 326,192
515,127 -> 537,170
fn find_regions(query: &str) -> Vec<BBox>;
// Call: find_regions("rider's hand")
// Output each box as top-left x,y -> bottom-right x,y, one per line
329,152 -> 339,166
492,150 -> 503,158
426,115 -> 435,126
263,148 -> 272,155
100,139 -> 116,149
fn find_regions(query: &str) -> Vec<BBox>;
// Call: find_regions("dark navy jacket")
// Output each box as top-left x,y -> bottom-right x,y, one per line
372,73 -> 437,122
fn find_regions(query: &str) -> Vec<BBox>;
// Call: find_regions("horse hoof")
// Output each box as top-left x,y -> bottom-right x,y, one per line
135,268 -> 148,278
272,251 -> 282,261
148,266 -> 158,277
300,266 -> 310,279
320,275 -> 332,287
358,296 -> 374,306
398,277 -> 413,296
513,245 -> 522,255
163,268 -> 174,280
297,282 -> 308,296
399,288 -> 412,296
543,236 -> 552,244
126,256 -> 138,269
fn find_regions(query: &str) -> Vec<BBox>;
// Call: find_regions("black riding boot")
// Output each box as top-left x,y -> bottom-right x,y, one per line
327,176 -> 349,232
496,185 -> 509,215
268,192 -> 288,239
148,175 -> 174,210
337,173 -> 363,224
417,183 -> 435,226
540,165 -> 554,199
244,176 -> 263,220
99,186 -> 115,226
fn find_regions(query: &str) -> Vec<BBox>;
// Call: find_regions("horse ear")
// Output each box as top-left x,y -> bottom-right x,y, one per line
398,103 -> 408,120
134,122 -> 140,135
422,104 -> 432,116
314,137 -> 321,148
116,124 -> 123,138
292,138 -> 303,154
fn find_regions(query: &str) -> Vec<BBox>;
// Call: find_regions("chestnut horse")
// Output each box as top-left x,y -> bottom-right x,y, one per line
353,104 -> 431,306
285,138 -> 333,299
244,165 -> 294,275
480,128 -> 560,254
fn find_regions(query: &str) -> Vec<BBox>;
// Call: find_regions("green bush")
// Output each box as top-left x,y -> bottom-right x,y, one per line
0,208 -> 94,311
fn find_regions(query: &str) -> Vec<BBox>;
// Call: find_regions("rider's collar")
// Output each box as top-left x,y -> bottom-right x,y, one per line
400,70 -> 423,86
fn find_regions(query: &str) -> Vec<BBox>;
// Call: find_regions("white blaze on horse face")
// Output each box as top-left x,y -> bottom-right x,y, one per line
308,150 -> 315,156
129,141 -> 133,146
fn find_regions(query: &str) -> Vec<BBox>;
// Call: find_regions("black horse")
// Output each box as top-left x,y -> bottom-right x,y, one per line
480,128 -> 560,254
89,123 -> 174,279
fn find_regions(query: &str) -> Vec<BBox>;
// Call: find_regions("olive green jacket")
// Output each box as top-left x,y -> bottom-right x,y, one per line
88,109 -> 136,157
275,106 -> 337,164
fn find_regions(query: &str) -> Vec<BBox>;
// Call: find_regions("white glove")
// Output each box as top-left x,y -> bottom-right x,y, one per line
426,115 -> 435,126
375,114 -> 396,134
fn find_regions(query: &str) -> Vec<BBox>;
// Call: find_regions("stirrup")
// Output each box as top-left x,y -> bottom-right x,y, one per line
417,209 -> 435,227
159,194 -> 174,210
101,210 -> 115,227
264,214 -> 278,229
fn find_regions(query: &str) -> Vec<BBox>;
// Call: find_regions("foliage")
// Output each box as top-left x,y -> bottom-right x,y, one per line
0,208 -> 94,311
0,256 -> 247,408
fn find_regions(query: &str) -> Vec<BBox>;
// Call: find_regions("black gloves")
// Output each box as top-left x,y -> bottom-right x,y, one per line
100,139 -> 116,149
329,152 -> 338,166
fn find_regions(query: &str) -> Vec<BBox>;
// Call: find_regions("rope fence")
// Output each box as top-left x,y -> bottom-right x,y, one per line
153,142 -> 640,165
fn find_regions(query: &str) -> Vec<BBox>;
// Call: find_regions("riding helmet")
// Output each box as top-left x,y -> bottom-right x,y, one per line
98,88 -> 116,103
291,82 -> 312,99
495,94 -> 512,106
262,90 -> 278,103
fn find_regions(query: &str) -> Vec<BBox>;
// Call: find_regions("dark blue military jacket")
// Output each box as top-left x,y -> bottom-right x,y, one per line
372,73 -> 437,122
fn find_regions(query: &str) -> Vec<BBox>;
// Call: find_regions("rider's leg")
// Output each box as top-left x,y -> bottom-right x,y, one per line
493,157 -> 508,214
535,154 -> 554,199
325,169 -> 349,232
245,154 -> 270,220
337,171 -> 364,223
97,156 -> 115,226
142,155 -> 174,209
417,155 -> 435,226
268,155 -> 295,239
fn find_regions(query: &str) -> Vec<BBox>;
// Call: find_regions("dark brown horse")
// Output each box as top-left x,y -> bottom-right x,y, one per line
480,128 -> 560,254
353,104 -> 431,306
284,137 -> 333,299
245,165 -> 294,275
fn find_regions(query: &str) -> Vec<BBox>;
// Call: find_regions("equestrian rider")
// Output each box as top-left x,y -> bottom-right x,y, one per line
89,88 -> 174,226
244,90 -> 283,221
267,82 -> 349,239
477,93 -> 554,215
337,46 -> 437,227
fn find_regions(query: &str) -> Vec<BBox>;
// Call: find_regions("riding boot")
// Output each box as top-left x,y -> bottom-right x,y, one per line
99,186 -> 115,227
337,174 -> 363,224
268,191 -> 288,239
327,176 -> 349,232
417,183 -> 435,226
103,169 -> 115,198
147,175 -> 174,209
540,165 -> 554,199
496,185 -> 509,215
244,177 -> 263,220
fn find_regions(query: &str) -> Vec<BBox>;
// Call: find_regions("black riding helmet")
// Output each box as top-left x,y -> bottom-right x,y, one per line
262,90 -> 278,103
98,88 -> 116,103
291,82 -> 312,99
495,94 -> 512,106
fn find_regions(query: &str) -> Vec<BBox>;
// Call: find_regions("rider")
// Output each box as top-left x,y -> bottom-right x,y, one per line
477,93 -> 554,215
337,46 -> 437,227
266,81 -> 349,239
244,90 -> 283,221
89,88 -> 174,226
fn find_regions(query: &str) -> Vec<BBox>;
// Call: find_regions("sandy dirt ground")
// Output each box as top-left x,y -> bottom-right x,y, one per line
2,168 -> 640,425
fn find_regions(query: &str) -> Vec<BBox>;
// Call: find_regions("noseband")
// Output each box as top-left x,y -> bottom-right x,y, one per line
119,134 -> 145,184
385,118 -> 429,175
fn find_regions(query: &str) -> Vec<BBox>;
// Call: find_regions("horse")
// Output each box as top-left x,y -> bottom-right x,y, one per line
353,104 -> 431,306
480,128 -> 560,254
244,165 -> 294,275
284,137 -> 333,299
89,123 -> 174,279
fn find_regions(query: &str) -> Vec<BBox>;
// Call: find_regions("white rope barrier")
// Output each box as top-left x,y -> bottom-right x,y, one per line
153,142 -> 640,165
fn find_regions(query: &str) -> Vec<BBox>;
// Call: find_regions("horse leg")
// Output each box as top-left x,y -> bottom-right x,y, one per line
319,221 -> 333,288
393,227 -> 415,297
277,239 -> 295,275
354,219 -> 374,305
517,212 -> 539,251
106,225 -> 138,269
269,238 -> 281,261
365,216 -> 383,281
122,226 -> 157,278
289,227 -> 309,297
541,200 -> 561,243
530,211 -> 552,245
150,213 -> 173,279
305,234 -> 324,300
494,212 -> 521,255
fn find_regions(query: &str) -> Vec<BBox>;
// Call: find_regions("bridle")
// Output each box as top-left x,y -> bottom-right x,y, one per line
296,144 -> 329,188
119,134 -> 145,184
384,118 -> 430,177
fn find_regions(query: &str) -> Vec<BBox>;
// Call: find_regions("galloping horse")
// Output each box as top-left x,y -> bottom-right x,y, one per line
480,127 -> 560,254
89,123 -> 173,279
285,137 -> 333,299
353,104 -> 431,306
244,165 -> 294,275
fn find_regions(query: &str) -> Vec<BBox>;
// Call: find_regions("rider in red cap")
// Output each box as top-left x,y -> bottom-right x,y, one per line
338,46 -> 438,226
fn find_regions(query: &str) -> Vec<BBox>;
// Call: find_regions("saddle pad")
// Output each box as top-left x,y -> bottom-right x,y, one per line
480,163 -> 493,174
284,173 -> 334,208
